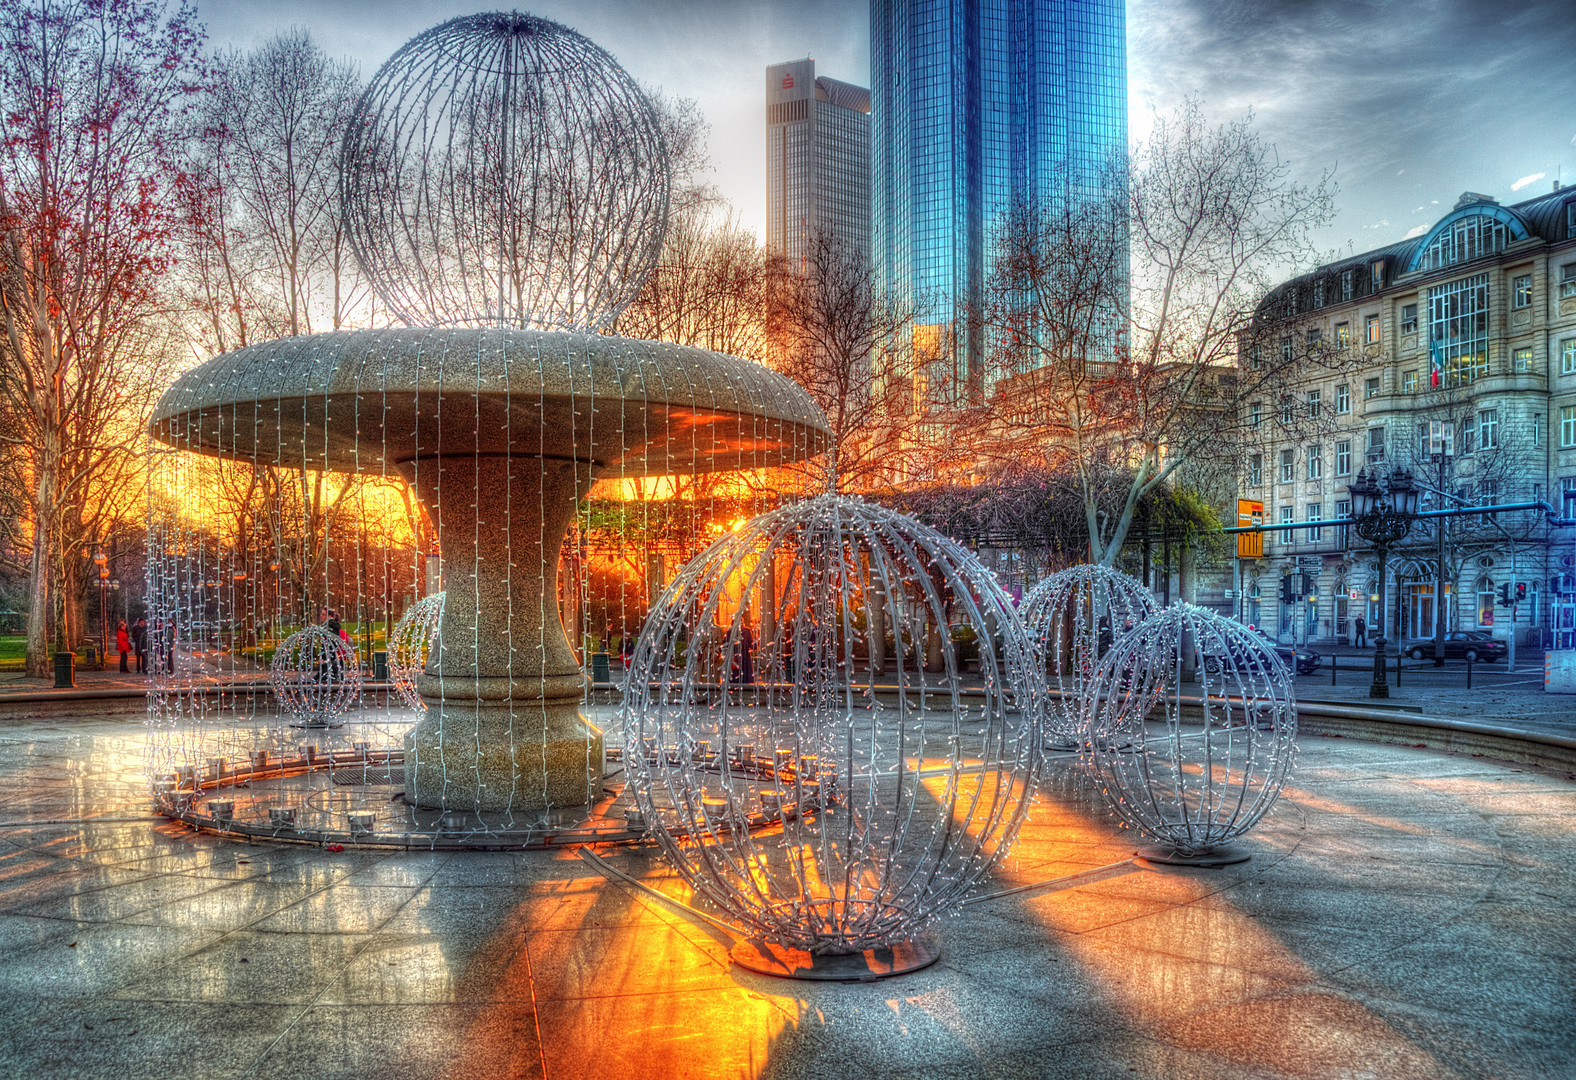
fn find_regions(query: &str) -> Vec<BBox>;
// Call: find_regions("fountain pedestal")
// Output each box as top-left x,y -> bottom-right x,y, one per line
402,454 -> 601,811
150,328 -> 830,815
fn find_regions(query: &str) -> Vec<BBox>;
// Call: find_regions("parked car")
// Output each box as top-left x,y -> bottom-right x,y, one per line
1204,627 -> 1320,676
1402,631 -> 1506,662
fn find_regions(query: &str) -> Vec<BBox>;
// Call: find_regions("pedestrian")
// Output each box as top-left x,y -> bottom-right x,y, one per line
162,618 -> 176,674
131,617 -> 148,674
323,608 -> 347,680
1354,614 -> 1367,648
115,621 -> 131,673
735,623 -> 756,685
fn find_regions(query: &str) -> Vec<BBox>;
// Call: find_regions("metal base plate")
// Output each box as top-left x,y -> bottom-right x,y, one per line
1135,844 -> 1251,868
730,935 -> 940,981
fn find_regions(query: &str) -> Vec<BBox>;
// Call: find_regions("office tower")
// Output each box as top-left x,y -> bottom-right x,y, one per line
870,0 -> 1127,402
766,58 -> 872,269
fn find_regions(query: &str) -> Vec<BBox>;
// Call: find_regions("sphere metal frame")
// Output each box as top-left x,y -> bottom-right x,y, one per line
1083,603 -> 1297,863
622,495 -> 1041,976
1021,564 -> 1156,750
340,11 -> 671,331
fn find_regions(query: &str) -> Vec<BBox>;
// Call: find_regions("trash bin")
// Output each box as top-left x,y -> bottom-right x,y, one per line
373,650 -> 389,681
591,651 -> 611,684
82,644 -> 97,668
53,650 -> 75,689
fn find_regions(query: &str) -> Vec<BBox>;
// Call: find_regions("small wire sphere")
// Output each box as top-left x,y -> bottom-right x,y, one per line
340,12 -> 670,331
269,625 -> 363,728
387,592 -> 444,712
622,494 -> 1040,956
1020,564 -> 1156,744
1083,603 -> 1296,858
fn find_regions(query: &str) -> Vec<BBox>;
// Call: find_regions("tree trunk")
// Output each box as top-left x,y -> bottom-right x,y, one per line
1179,540 -> 1197,683
25,508 -> 51,677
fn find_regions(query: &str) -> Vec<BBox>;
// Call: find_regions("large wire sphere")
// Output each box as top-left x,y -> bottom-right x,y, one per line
1020,565 -> 1156,743
340,12 -> 670,331
1084,603 -> 1296,856
269,625 -> 363,726
387,592 -> 444,712
622,495 -> 1040,954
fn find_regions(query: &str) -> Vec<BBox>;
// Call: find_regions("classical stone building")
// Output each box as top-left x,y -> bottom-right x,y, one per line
1241,186 -> 1576,652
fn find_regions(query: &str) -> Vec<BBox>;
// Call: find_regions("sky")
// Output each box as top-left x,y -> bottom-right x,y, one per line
198,0 -> 1576,261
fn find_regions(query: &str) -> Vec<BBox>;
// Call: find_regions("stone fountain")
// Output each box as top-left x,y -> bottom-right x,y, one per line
148,13 -> 830,813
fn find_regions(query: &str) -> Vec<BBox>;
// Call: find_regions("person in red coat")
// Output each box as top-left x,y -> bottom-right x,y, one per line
115,621 -> 131,673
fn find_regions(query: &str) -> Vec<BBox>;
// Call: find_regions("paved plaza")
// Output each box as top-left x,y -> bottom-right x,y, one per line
0,707 -> 1571,1079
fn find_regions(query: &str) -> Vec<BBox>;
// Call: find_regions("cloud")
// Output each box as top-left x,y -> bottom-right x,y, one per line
1128,0 -> 1576,255
1405,224 -> 1429,239
1363,219 -> 1390,229
1511,172 -> 1547,191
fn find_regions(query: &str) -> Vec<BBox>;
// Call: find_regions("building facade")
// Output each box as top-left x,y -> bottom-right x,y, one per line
869,0 -> 1126,404
1241,187 -> 1576,652
765,58 -> 871,269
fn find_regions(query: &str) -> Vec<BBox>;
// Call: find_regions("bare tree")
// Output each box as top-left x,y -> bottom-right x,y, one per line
765,229 -> 919,493
983,103 -> 1342,564
612,93 -> 767,360
178,28 -> 364,352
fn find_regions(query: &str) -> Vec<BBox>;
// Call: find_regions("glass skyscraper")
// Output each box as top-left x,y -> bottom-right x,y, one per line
766,59 -> 872,270
870,0 -> 1126,404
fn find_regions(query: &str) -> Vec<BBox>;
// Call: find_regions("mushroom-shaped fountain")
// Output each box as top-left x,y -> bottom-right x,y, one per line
149,13 -> 830,813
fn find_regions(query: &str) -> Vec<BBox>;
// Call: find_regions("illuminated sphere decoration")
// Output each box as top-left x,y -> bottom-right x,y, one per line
340,11 -> 671,331
1084,603 -> 1296,866
1020,564 -> 1156,747
622,495 -> 1039,977
387,592 -> 444,713
269,624 -> 363,728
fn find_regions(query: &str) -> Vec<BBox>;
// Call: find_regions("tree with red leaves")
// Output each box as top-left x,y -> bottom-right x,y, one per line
0,0 -> 206,675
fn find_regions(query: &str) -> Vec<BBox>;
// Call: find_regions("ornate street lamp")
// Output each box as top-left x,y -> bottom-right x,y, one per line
1348,467 -> 1421,697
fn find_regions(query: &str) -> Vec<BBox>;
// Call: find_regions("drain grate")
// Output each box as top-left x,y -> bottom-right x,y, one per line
331,767 -> 406,787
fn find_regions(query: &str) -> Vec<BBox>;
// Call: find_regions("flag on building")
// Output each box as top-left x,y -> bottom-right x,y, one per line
1430,342 -> 1443,388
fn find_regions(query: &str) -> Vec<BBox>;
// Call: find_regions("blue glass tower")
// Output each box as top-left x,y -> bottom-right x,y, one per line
871,0 -> 1126,404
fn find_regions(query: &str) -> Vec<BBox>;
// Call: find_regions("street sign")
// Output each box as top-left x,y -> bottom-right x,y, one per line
1297,556 -> 1321,570
1237,499 -> 1263,559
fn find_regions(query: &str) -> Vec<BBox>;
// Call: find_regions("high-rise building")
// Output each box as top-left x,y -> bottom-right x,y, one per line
870,0 -> 1127,402
765,58 -> 872,270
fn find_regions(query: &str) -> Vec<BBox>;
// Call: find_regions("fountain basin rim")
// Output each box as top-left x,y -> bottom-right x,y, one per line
150,327 -> 831,473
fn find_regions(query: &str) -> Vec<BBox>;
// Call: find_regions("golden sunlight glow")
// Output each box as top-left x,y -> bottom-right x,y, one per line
922,773 -> 1461,1079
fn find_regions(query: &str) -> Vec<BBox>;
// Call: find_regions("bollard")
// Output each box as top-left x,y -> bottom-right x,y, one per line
1467,654 -> 1473,689
53,651 -> 75,689
1331,654 -> 1338,686
1395,651 -> 1401,688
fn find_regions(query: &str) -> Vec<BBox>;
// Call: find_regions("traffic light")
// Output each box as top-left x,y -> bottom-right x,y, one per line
1279,576 -> 1296,604
1496,583 -> 1511,606
1515,582 -> 1527,602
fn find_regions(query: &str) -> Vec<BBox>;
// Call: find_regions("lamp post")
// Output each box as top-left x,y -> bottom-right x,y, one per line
94,550 -> 109,660
1429,447 -> 1453,666
1348,467 -> 1421,698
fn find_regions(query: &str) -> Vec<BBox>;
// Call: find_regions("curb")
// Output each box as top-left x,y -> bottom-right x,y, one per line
1293,699 -> 1576,773
2,682 -> 1571,776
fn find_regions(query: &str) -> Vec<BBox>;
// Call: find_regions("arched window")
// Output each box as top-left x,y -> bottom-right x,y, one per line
1475,575 -> 1496,628
1408,206 -> 1531,273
